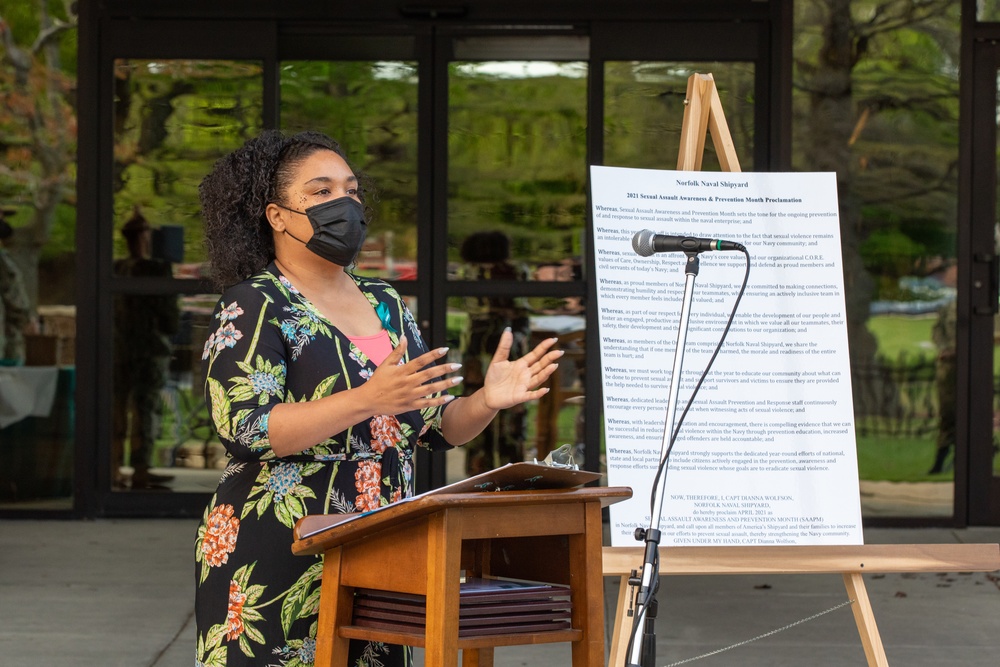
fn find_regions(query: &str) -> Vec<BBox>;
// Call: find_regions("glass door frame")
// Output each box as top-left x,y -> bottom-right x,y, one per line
585,18 -> 783,505
276,26 -> 441,492
966,33 -> 1000,525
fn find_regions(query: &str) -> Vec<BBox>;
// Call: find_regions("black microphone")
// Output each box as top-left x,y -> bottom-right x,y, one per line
632,229 -> 745,257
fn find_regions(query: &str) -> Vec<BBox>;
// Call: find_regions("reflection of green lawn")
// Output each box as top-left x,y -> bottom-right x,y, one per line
868,312 -> 1000,373
866,314 -> 936,360
865,313 -> 1000,477
861,433 -> 1000,479
864,315 -> 952,483
856,434 -> 950,482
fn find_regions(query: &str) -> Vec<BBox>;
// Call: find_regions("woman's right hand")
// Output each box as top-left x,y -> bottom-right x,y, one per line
359,336 -> 461,415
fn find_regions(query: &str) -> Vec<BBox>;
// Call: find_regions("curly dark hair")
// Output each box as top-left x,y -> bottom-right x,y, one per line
199,129 -> 372,290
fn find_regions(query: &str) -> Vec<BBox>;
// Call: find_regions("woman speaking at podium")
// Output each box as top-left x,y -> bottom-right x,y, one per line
193,129 -> 561,666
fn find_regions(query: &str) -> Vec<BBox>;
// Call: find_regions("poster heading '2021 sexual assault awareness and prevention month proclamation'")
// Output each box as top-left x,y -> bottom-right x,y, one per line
591,165 -> 863,548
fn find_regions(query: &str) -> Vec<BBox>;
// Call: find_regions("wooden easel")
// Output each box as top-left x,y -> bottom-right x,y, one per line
603,543 -> 1000,667
675,72 -> 741,173
601,73 -> 1000,667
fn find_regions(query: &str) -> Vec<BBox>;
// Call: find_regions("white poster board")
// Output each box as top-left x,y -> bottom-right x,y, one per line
591,166 -> 863,548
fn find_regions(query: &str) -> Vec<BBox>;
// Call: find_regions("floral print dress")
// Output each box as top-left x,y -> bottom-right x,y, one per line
195,264 -> 452,667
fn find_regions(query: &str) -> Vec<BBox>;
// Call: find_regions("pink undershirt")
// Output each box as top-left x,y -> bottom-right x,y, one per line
346,329 -> 393,366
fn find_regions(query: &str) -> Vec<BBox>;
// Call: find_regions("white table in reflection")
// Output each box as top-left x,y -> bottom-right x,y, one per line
0,366 -> 59,429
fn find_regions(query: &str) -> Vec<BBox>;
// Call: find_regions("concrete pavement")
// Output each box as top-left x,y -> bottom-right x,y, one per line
0,519 -> 998,666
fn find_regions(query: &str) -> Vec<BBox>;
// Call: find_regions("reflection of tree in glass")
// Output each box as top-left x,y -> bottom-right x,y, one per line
448,62 -> 588,272
793,0 -> 960,410
603,60 -> 756,173
112,59 -> 264,269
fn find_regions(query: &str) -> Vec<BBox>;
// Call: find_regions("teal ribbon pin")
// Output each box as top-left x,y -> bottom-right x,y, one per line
375,302 -> 398,335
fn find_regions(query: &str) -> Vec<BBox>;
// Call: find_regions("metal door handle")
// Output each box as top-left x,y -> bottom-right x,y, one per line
973,252 -> 999,315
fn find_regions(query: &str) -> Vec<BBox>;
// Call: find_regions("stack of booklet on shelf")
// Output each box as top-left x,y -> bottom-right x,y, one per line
352,576 -> 573,637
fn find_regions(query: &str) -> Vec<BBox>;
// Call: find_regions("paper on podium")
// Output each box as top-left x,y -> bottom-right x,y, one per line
430,461 -> 602,495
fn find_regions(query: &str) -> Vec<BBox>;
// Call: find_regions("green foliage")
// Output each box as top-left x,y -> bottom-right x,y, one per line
2,0 -> 77,71
859,206 -> 955,302
861,227 -> 926,277
0,0 -> 79,278
279,60 -> 420,261
861,209 -> 955,258
604,61 -> 756,172
40,203 -> 77,259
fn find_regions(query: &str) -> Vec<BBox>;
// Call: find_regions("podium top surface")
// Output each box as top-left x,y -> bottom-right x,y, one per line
292,485 -> 631,556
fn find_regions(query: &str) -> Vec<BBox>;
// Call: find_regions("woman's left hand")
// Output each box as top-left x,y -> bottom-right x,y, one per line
481,329 -> 563,411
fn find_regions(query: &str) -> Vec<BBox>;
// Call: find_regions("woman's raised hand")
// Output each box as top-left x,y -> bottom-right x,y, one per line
361,336 -> 461,415
481,329 -> 563,411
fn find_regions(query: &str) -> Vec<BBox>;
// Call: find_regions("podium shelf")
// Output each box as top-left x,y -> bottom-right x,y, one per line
339,624 -> 583,649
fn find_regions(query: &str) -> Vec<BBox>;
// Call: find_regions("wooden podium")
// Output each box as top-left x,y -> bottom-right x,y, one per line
293,483 -> 631,667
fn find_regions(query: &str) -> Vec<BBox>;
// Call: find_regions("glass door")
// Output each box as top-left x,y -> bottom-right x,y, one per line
109,58 -> 264,499
438,21 -> 773,486
440,33 -> 591,483
274,31 -> 439,489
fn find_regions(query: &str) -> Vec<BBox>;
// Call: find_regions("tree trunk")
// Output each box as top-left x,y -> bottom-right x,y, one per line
802,0 -> 878,413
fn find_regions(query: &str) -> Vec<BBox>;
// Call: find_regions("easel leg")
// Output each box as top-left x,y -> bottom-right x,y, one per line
842,572 -> 889,667
608,575 -> 631,667
676,74 -> 713,171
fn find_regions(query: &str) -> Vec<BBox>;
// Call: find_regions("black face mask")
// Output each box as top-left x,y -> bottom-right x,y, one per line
276,196 -> 368,267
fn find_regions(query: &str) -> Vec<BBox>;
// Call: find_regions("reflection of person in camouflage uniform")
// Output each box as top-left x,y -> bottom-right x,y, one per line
112,208 -> 179,489
460,231 -> 531,476
930,298 -> 956,474
0,212 -> 31,364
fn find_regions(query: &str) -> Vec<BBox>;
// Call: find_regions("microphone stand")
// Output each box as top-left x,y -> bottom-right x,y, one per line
626,250 -> 701,667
